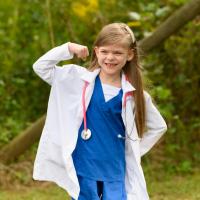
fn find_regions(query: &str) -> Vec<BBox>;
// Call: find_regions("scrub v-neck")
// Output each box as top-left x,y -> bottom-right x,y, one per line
97,75 -> 123,105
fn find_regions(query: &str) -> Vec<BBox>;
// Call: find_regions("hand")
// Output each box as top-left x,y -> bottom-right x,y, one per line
68,42 -> 89,61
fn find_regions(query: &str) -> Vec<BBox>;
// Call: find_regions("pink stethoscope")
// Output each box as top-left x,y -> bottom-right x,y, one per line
81,81 -> 134,141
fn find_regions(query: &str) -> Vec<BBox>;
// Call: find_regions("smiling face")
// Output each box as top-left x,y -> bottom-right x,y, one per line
94,44 -> 134,78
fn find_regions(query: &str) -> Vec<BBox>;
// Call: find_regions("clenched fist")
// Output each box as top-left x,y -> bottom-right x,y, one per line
68,42 -> 89,61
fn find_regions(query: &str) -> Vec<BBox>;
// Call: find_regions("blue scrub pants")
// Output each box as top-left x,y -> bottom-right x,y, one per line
72,175 -> 127,200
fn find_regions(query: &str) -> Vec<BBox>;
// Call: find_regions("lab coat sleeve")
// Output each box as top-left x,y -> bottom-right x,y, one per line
140,91 -> 167,157
32,43 -> 74,85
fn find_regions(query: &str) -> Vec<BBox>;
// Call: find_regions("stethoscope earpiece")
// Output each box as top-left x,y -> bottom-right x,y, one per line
118,134 -> 139,142
117,134 -> 124,139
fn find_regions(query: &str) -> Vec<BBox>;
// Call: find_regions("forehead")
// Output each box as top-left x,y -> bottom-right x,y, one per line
98,44 -> 129,51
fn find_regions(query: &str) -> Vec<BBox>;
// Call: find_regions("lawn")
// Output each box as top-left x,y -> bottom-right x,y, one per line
0,172 -> 199,200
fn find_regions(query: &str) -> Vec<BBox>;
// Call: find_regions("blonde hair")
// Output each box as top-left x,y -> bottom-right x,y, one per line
88,22 -> 146,138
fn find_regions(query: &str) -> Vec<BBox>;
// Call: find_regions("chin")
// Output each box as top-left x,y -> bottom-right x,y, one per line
103,69 -> 121,76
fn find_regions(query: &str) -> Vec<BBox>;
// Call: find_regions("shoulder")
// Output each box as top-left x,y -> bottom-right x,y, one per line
143,90 -> 151,101
143,90 -> 157,107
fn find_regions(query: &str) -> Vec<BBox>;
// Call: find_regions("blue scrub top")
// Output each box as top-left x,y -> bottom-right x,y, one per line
72,75 -> 126,181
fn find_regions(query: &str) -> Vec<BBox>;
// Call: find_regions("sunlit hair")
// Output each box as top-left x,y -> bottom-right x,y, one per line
88,22 -> 146,138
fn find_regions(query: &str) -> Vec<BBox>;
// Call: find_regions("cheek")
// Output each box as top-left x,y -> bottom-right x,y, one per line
96,57 -> 104,65
97,55 -> 105,62
97,57 -> 103,63
118,56 -> 127,64
95,54 -> 101,61
120,58 -> 129,67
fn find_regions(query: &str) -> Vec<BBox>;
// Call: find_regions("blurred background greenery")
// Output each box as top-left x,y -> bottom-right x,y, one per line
0,0 -> 199,199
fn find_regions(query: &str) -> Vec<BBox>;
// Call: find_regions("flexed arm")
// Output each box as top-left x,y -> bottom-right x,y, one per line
33,42 -> 89,85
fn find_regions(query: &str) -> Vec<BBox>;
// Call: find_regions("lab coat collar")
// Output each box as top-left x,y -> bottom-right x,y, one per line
80,68 -> 136,93
80,68 -> 101,83
121,72 -> 136,93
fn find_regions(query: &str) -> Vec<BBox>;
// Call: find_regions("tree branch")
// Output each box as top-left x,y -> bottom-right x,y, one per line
139,0 -> 200,52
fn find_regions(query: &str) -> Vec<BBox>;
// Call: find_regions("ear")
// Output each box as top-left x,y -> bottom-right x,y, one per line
127,49 -> 134,61
94,46 -> 99,56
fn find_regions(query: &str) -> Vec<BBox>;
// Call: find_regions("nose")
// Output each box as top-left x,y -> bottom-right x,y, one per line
106,53 -> 115,61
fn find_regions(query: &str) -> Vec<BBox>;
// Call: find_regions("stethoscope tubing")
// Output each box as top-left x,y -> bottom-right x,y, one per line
82,81 -> 89,132
82,81 -> 134,139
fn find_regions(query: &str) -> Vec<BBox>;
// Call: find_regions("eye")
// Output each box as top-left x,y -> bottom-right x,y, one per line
114,51 -> 123,55
100,50 -> 108,54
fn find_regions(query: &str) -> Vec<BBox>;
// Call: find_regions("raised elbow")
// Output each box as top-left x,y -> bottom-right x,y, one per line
33,61 -> 39,74
161,120 -> 168,134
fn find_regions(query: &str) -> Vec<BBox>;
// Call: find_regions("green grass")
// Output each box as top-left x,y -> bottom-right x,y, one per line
0,185 -> 70,200
147,172 -> 200,200
0,172 -> 199,200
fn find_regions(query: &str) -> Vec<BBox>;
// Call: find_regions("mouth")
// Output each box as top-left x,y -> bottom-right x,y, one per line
105,63 -> 117,67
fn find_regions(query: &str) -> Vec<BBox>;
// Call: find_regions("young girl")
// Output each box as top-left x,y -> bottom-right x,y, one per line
33,22 -> 167,200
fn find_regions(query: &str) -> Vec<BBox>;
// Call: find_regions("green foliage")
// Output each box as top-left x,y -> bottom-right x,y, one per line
0,0 -> 199,173
144,17 -> 200,170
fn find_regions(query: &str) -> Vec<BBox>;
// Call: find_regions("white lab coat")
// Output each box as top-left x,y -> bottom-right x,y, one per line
32,43 -> 167,200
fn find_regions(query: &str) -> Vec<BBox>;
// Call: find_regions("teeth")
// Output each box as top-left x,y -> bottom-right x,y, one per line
106,63 -> 115,67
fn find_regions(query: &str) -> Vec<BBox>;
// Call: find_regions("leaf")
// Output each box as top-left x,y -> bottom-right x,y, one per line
127,21 -> 141,27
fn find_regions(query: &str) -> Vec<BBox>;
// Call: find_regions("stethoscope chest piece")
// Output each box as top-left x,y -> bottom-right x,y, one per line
81,129 -> 92,140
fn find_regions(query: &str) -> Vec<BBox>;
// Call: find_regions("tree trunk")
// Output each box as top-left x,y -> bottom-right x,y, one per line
1,0 -> 200,163
0,115 -> 46,163
139,0 -> 200,52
